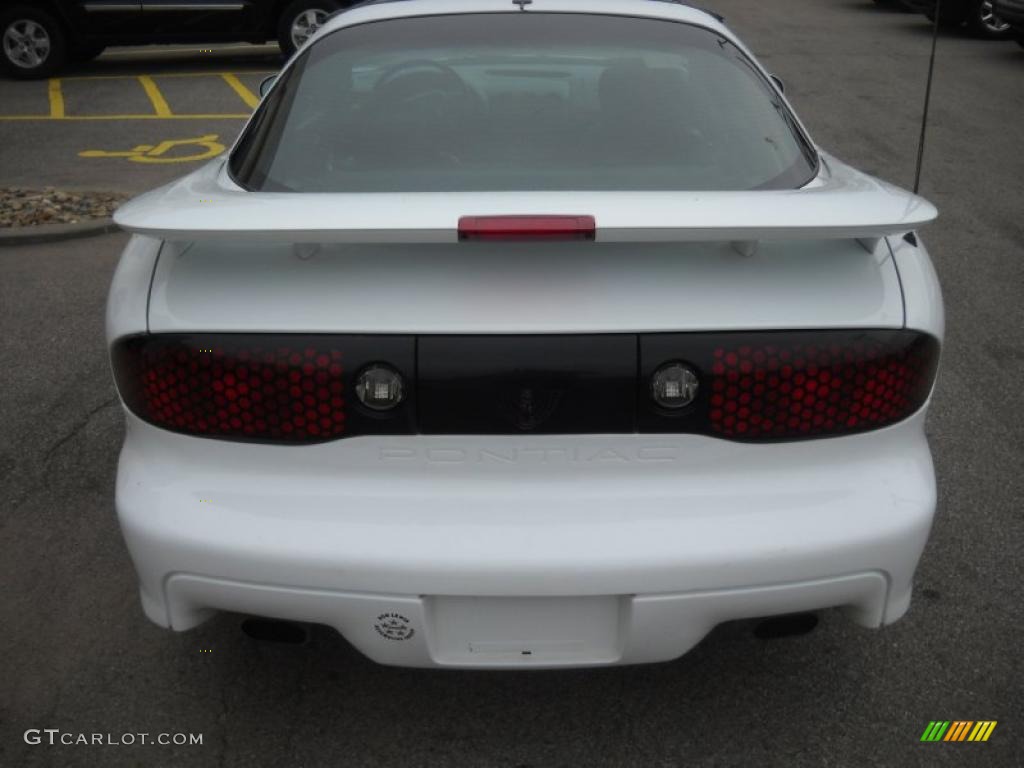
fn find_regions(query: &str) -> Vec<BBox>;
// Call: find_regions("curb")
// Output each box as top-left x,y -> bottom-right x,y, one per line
0,218 -> 120,247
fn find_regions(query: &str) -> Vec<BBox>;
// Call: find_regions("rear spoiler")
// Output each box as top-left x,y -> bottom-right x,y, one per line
114,153 -> 937,248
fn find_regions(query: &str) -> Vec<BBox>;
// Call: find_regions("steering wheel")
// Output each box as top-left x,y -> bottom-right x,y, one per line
366,60 -> 481,166
373,59 -> 476,101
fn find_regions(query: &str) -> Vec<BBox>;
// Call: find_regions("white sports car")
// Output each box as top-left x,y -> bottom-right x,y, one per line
108,0 -> 943,668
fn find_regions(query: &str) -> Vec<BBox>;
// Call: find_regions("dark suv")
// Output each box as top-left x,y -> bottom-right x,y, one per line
994,0 -> 1024,44
919,0 -> 1014,38
1,0 -> 347,78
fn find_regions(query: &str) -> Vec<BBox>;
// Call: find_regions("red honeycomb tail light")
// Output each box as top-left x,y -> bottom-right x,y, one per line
111,334 -> 415,444
706,335 -> 938,439
640,330 -> 940,440
116,338 -> 346,442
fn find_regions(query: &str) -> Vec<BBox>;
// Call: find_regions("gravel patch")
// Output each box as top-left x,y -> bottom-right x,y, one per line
0,187 -> 129,228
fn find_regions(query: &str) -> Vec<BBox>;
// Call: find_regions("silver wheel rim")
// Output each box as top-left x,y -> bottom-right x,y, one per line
980,1 -> 1011,32
3,19 -> 51,69
290,8 -> 328,49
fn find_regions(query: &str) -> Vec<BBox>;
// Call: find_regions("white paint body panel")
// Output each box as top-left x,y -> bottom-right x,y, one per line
105,0 -> 945,668
148,238 -> 903,334
888,236 -> 945,337
105,235 -> 160,339
117,412 -> 935,667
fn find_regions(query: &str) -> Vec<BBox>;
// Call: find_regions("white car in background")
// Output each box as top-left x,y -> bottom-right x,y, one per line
107,0 -> 943,668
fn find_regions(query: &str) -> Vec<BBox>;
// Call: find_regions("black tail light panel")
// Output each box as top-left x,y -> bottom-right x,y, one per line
111,330 -> 938,444
417,334 -> 635,434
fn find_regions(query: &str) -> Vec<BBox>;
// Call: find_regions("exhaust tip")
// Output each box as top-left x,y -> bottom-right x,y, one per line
240,617 -> 309,645
753,612 -> 819,640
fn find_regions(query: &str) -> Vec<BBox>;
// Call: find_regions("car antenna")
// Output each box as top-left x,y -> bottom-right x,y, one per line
913,0 -> 943,195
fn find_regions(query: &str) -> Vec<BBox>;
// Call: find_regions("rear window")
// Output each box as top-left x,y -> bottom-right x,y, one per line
230,13 -> 817,192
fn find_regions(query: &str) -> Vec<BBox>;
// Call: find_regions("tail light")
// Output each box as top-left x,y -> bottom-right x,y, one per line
706,335 -> 936,439
111,334 -> 415,444
640,330 -> 939,441
112,330 -> 938,444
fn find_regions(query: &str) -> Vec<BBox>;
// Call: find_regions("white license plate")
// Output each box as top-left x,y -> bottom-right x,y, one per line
427,596 -> 624,666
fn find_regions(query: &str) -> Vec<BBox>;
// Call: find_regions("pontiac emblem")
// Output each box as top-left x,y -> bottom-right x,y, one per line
501,386 -> 562,431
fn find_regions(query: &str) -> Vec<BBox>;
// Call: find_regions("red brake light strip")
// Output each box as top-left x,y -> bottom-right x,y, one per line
458,215 -> 596,242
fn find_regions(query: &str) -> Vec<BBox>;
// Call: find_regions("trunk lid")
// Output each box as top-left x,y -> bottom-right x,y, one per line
148,236 -> 903,333
132,152 -> 923,333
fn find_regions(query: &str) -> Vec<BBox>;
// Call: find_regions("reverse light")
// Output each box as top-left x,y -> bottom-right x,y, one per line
651,362 -> 700,410
458,215 -> 596,242
355,364 -> 405,411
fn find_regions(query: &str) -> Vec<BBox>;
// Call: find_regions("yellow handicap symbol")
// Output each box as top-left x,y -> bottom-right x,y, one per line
79,134 -> 225,164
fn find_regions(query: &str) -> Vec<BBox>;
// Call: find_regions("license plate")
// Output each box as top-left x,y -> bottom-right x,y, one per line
427,596 -> 624,665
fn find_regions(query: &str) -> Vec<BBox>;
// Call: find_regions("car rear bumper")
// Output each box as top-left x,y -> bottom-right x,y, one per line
116,411 -> 937,668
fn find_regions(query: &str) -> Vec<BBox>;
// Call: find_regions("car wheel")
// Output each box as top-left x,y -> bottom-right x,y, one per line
277,0 -> 339,58
0,6 -> 67,79
963,0 -> 1014,37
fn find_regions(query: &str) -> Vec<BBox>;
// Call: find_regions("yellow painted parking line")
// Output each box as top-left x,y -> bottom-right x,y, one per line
138,75 -> 173,117
47,78 -> 65,119
220,73 -> 260,109
0,71 -> 263,121
0,114 -> 250,121
165,69 -> 276,79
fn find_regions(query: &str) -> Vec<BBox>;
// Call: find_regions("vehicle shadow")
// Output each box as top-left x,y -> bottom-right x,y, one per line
62,45 -> 283,79
843,0 -> 918,14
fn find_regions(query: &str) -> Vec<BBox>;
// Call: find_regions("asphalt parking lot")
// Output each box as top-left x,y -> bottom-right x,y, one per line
2,2 -> 1023,766
0,43 -> 277,193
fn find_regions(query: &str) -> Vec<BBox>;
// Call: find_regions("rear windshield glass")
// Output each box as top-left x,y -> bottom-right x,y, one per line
230,13 -> 817,192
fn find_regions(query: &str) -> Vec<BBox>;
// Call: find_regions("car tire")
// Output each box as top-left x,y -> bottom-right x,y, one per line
0,6 -> 68,79
277,0 -> 340,58
963,0 -> 1014,37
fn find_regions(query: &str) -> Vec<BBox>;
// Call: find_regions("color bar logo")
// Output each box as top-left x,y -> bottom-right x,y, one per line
920,721 -> 997,742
